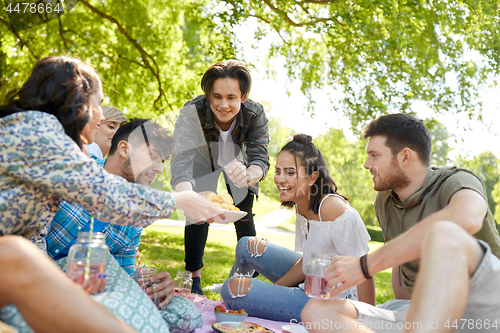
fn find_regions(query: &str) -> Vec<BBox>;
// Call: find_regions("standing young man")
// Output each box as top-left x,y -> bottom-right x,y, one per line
301,113 -> 500,332
171,60 -> 270,294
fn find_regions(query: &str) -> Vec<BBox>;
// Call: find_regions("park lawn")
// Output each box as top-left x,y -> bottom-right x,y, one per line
139,226 -> 394,304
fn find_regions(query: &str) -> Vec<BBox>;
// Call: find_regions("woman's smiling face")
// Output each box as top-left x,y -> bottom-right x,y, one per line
80,80 -> 104,145
274,151 -> 311,204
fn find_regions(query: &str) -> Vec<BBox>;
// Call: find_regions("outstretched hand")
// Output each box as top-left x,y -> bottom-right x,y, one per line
173,191 -> 225,224
324,255 -> 368,296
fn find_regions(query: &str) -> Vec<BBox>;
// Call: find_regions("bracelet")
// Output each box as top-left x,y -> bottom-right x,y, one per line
360,254 -> 372,279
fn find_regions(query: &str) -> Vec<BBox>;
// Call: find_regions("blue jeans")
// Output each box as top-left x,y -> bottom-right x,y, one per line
221,236 -> 309,322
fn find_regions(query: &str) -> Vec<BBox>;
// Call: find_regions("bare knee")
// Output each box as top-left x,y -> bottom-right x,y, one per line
302,298 -> 358,332
423,221 -> 484,275
247,237 -> 266,256
423,221 -> 469,254
0,236 -> 40,266
228,277 -> 252,297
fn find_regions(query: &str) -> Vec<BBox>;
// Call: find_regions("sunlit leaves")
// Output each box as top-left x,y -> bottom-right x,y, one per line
218,0 -> 500,130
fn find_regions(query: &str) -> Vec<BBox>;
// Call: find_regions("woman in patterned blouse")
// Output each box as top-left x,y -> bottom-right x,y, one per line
0,56 -> 224,332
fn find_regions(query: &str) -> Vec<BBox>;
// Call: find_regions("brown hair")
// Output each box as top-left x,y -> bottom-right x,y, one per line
200,60 -> 251,100
0,56 -> 101,148
363,113 -> 432,166
279,134 -> 348,214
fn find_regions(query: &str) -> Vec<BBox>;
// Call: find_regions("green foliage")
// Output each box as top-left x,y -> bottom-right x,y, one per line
314,128 -> 377,225
455,151 -> 500,214
366,225 -> 385,243
424,118 -> 451,167
0,0 -> 235,115
218,0 -> 500,129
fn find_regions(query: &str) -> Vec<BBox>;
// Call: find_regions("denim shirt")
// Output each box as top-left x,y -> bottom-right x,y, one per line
170,95 -> 270,195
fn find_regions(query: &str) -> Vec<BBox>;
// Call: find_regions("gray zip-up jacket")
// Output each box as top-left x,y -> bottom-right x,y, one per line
170,95 -> 270,195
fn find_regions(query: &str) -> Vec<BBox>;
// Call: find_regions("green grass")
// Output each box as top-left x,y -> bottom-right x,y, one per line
139,227 -> 394,304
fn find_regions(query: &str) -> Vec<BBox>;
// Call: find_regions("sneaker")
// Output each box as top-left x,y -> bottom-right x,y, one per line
204,283 -> 223,294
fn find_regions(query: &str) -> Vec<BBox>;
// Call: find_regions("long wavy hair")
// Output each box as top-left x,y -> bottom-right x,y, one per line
0,56 -> 101,148
280,133 -> 348,214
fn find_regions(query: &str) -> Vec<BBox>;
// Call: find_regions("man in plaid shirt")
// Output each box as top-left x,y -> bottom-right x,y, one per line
46,118 -> 174,277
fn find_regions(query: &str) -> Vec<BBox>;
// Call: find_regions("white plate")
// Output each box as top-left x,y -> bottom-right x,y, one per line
282,324 -> 308,333
213,322 -> 274,332
212,209 -> 247,224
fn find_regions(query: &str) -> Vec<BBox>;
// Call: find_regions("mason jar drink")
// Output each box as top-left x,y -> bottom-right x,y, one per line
173,270 -> 193,298
66,232 -> 108,288
134,266 -> 164,307
304,253 -> 334,298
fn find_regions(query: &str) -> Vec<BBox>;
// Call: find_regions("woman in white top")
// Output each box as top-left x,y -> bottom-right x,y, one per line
221,134 -> 375,322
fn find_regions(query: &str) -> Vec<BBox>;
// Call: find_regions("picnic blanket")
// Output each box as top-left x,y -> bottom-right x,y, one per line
189,294 -> 292,333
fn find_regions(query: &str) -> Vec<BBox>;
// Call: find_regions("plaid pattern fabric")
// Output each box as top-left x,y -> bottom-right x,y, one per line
46,158 -> 142,276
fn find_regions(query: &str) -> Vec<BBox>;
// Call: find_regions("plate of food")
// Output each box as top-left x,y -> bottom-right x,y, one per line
212,322 -> 274,333
214,305 -> 247,322
203,193 -> 247,224
282,324 -> 308,333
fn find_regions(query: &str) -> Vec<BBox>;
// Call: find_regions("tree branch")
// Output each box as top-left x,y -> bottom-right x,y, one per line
58,16 -> 69,51
262,0 -> 343,27
78,0 -> 171,110
301,0 -> 341,3
247,14 -> 291,45
0,17 -> 40,60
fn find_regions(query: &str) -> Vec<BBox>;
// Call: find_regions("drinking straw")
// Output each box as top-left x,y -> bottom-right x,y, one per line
84,217 -> 94,283
136,247 -> 144,282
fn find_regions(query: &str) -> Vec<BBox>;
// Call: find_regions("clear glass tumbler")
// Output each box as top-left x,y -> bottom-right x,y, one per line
304,252 -> 334,298
66,232 -> 108,288
173,270 -> 192,298
134,266 -> 164,307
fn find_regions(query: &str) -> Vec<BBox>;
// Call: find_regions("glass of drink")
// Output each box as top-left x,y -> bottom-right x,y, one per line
304,253 -> 334,299
133,266 -> 164,308
66,232 -> 108,288
173,270 -> 192,298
